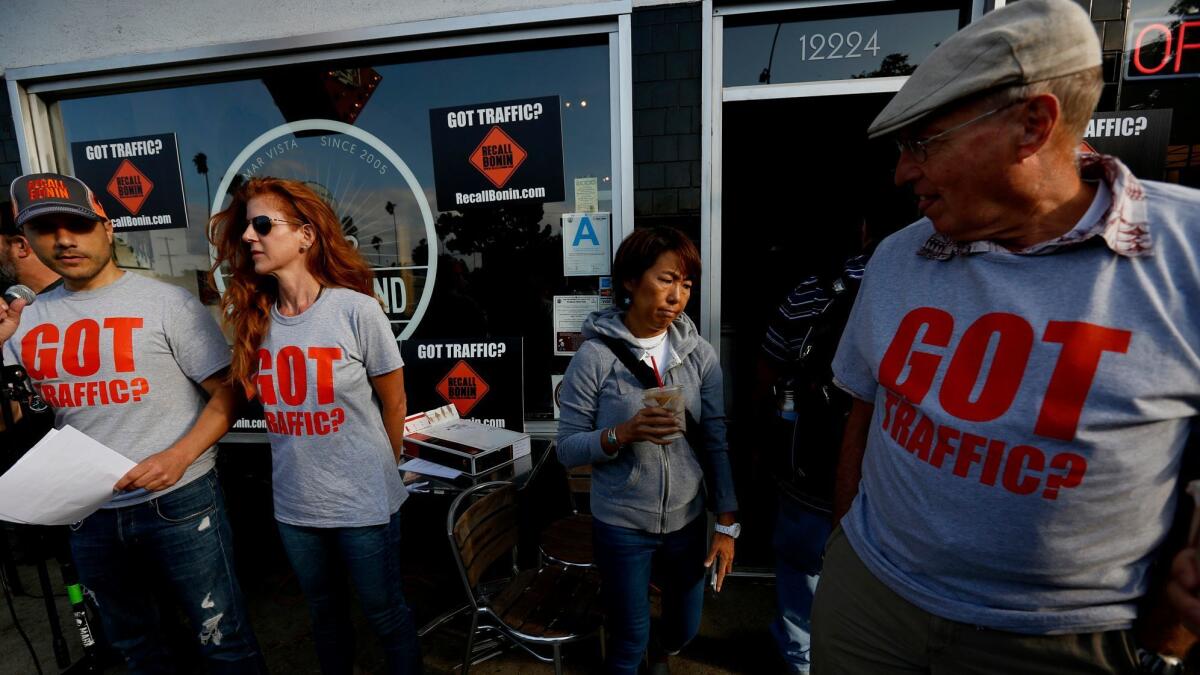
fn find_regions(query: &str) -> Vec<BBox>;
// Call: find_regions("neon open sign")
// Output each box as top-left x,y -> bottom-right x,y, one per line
1126,16 -> 1200,79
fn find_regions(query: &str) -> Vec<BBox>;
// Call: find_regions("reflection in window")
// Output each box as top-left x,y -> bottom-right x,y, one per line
53,37 -> 614,417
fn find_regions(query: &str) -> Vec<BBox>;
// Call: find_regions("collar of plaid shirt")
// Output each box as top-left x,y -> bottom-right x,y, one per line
916,153 -> 1151,261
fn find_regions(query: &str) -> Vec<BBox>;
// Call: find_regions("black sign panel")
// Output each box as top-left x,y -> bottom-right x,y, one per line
401,338 -> 524,431
1083,110 -> 1174,180
1125,16 -> 1200,80
230,399 -> 268,436
70,133 -> 189,232
429,96 -> 565,211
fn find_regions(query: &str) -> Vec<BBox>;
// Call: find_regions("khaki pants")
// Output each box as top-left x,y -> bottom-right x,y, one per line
811,526 -> 1140,674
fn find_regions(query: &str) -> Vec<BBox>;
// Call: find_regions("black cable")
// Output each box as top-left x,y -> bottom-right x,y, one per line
760,23 -> 784,84
0,559 -> 45,675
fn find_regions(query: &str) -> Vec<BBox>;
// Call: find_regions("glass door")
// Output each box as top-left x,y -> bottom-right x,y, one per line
719,92 -> 916,567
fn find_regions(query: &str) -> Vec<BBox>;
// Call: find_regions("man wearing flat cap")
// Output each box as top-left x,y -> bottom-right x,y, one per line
0,172 -> 265,672
811,0 -> 1200,671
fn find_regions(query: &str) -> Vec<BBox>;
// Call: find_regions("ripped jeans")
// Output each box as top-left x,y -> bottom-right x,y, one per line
69,470 -> 265,674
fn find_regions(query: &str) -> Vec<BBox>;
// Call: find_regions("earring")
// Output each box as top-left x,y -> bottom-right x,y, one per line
299,246 -> 308,253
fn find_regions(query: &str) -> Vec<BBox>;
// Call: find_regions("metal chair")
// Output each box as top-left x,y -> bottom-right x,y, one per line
447,481 -> 604,674
539,463 -> 595,568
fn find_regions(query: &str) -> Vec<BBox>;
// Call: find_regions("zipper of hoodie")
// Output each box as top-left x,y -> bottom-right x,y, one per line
660,438 -> 671,532
659,365 -> 676,533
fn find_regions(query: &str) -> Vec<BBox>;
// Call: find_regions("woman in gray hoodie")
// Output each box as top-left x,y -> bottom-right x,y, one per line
556,226 -> 739,674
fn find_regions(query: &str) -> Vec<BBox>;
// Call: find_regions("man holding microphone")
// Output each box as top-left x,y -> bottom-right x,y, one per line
0,172 -> 264,673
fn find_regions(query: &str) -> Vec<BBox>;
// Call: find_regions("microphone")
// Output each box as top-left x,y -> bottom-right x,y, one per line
3,284 -> 35,305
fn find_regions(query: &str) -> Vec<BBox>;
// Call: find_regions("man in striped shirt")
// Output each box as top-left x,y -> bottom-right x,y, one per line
758,250 -> 869,674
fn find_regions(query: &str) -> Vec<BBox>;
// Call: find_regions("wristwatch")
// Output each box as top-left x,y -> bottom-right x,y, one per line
714,522 -> 741,539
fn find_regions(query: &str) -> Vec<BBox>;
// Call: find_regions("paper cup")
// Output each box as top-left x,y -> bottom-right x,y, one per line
643,384 -> 685,441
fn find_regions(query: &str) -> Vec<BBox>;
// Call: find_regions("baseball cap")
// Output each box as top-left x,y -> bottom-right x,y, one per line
10,172 -> 108,228
867,0 -> 1101,139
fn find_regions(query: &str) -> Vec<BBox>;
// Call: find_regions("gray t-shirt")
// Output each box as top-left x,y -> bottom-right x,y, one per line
3,272 -> 230,507
258,287 -> 407,527
832,177 -> 1200,634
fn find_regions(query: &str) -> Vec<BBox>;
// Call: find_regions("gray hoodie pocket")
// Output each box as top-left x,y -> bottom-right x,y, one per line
665,445 -> 704,512
595,452 -> 643,495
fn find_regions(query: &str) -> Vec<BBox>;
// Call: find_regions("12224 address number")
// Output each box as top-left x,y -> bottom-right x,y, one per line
797,30 -> 880,61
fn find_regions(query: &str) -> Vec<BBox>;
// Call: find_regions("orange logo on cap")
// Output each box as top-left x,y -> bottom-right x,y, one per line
27,178 -> 70,201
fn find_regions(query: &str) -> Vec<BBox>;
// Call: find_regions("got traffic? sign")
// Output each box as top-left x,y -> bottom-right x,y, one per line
429,96 -> 565,211
71,133 -> 189,232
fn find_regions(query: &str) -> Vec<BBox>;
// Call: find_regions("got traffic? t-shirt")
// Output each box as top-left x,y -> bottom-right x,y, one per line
3,272 -> 231,507
832,179 -> 1200,634
257,287 -> 407,528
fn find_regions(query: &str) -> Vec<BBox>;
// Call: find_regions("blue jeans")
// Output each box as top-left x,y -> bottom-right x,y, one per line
772,495 -> 832,674
276,509 -> 420,675
68,470 -> 264,674
592,515 -> 707,675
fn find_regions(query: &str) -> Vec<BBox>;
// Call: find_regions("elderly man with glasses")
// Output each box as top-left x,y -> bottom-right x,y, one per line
810,0 -> 1200,672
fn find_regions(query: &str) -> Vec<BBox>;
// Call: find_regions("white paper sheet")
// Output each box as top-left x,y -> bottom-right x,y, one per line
561,212 -> 612,277
553,295 -> 599,356
574,177 -> 599,213
399,458 -> 463,480
0,425 -> 136,526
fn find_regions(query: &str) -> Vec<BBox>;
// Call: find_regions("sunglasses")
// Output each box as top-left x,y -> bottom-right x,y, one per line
246,214 -> 304,236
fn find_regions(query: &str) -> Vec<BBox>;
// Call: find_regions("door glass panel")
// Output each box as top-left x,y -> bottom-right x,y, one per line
719,93 -> 916,566
723,1 -> 968,86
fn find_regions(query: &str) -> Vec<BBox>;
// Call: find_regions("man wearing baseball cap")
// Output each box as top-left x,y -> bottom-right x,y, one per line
0,172 -> 265,672
812,0 -> 1200,671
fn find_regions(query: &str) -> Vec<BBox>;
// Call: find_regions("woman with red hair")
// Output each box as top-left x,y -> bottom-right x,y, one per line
210,177 -> 420,674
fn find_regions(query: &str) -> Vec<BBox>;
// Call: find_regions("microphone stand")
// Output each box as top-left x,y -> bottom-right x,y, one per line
0,362 -> 101,673
0,383 -> 25,596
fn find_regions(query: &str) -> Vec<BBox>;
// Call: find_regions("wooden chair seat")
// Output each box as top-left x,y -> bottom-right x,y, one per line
487,564 -> 603,640
448,481 -> 605,674
539,513 -> 594,567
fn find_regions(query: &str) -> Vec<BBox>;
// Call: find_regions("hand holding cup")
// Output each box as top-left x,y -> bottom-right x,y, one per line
617,404 -> 682,446
642,384 -> 685,442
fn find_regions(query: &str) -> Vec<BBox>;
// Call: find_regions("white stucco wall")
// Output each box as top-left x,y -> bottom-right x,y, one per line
0,0 -> 615,76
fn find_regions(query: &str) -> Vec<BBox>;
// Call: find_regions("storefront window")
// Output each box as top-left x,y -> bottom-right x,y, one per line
1120,0 -> 1200,187
722,0 -> 969,87
52,37 -> 615,420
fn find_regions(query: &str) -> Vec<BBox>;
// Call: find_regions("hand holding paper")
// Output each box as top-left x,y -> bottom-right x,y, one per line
0,425 -> 137,526
114,447 -> 191,492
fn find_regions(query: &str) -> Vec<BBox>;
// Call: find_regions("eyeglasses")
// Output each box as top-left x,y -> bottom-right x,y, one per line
894,99 -> 1025,163
246,215 -> 304,236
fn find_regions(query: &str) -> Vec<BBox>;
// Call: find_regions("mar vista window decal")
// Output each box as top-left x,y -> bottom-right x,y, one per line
209,119 -> 438,342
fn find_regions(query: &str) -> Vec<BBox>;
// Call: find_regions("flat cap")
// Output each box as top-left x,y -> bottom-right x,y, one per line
867,0 -> 1101,139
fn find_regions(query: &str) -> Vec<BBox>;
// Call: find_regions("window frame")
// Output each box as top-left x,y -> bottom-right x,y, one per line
5,2 -> 635,439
